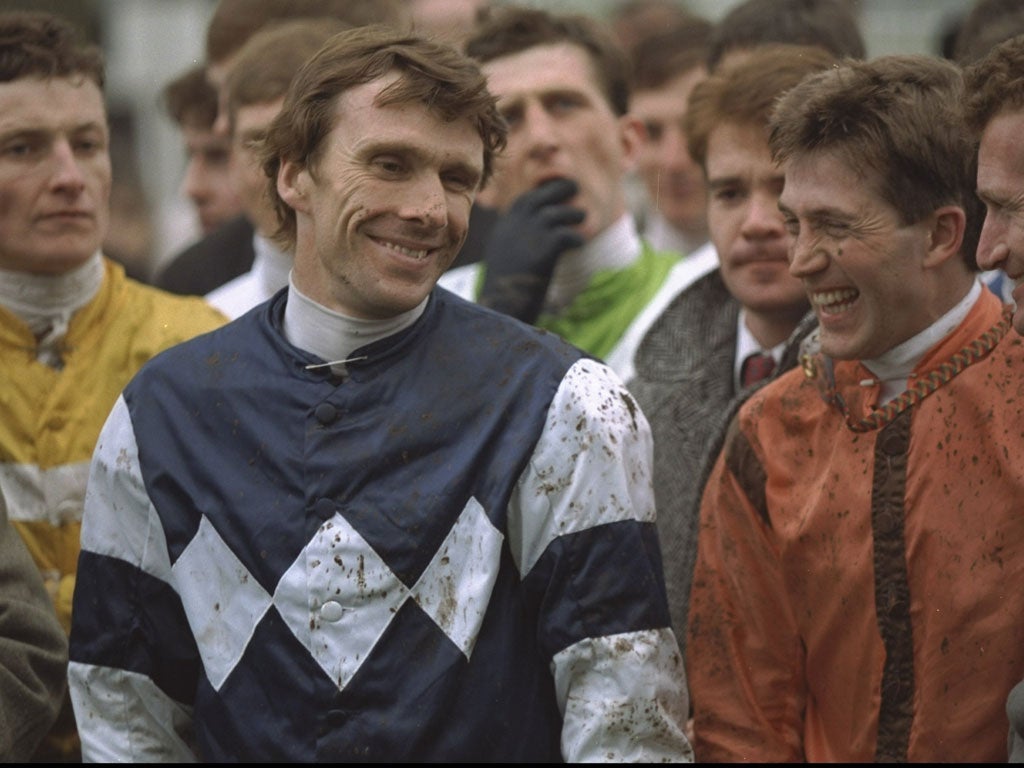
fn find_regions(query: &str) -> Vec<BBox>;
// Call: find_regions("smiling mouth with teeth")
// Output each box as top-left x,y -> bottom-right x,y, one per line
812,288 -> 859,315
378,238 -> 430,260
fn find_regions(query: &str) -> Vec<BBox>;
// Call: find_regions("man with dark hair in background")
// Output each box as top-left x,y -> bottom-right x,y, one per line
707,0 -> 866,70
0,10 -> 226,760
440,6 -> 707,382
156,0 -> 412,298
154,65 -> 255,296
628,13 -> 714,260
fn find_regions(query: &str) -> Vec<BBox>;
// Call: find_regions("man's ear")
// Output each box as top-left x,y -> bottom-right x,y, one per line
618,114 -> 645,174
923,205 -> 966,269
277,159 -> 311,213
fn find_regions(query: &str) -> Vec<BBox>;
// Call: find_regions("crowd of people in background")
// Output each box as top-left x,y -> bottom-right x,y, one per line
1,0 -> 1023,762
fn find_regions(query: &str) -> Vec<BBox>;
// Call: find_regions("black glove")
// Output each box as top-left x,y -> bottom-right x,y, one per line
477,177 -> 585,323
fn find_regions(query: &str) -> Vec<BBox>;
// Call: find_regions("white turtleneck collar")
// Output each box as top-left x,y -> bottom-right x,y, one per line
862,279 -> 982,404
0,251 -> 104,331
0,252 -> 104,367
545,213 -> 642,314
282,275 -> 427,376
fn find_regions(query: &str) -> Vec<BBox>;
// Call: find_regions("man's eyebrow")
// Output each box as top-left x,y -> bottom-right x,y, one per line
706,175 -> 743,189
0,126 -> 46,142
978,187 -> 1024,210
777,199 -> 852,218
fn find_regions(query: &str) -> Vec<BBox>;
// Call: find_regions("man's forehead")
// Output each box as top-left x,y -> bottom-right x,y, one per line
779,151 -> 868,203
0,76 -> 107,134
706,123 -> 774,167
234,96 -> 284,125
331,83 -> 484,169
335,74 -> 395,113
481,42 -> 599,100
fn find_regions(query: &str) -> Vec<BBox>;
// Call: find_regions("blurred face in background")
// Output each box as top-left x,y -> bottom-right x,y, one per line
0,76 -> 111,274
230,98 -> 284,238
481,42 -> 641,242
632,66 -> 709,242
181,120 -> 243,233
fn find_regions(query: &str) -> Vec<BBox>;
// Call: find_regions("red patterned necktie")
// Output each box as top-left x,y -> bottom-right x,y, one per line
741,352 -> 776,387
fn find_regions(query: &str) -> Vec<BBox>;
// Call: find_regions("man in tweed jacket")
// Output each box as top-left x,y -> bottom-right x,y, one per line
627,45 -> 836,651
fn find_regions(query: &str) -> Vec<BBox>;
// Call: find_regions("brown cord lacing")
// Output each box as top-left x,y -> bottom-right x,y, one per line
841,305 -> 1013,433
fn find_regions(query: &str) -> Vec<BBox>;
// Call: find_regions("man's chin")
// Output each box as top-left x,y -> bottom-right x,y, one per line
18,249 -> 97,275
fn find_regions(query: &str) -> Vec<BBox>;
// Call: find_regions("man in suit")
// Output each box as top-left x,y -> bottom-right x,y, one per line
627,44 -> 836,651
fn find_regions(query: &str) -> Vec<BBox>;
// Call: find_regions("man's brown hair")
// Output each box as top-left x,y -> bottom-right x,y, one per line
465,6 -> 632,116
224,17 -> 350,134
707,0 -> 865,71
162,65 -> 218,130
630,13 -> 713,93
963,32 -> 1024,135
0,10 -> 103,87
205,0 -> 410,66
770,54 -> 982,269
685,43 -> 837,169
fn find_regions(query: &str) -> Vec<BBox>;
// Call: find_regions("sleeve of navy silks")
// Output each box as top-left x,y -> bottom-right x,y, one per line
507,357 -> 693,762
68,395 -> 199,763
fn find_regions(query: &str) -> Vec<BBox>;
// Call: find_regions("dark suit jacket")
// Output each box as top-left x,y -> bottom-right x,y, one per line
154,215 -> 256,296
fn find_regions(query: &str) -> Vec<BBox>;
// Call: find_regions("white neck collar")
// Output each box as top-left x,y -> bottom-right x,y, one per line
0,252 -> 104,335
863,279 -> 982,403
283,276 -> 426,375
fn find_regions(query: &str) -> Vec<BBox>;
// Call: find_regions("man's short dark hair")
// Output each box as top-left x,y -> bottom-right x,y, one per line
954,0 -> 1024,65
162,65 -> 218,130
963,32 -> 1024,134
630,14 -> 713,93
0,10 -> 104,87
465,6 -> 632,116
205,0 -> 409,66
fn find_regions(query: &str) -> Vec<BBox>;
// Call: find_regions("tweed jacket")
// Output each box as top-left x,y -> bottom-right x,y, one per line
628,268 -> 815,654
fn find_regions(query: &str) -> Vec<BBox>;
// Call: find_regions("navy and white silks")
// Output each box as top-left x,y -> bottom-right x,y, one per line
67,287 -> 691,762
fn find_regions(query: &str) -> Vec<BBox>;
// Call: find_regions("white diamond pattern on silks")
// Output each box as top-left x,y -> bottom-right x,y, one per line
274,512 -> 409,691
171,515 -> 274,692
410,497 -> 504,658
273,496 -> 504,692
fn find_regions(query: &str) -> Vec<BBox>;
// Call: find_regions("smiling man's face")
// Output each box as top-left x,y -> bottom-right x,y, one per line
781,150 -> 938,361
279,72 -> 484,320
